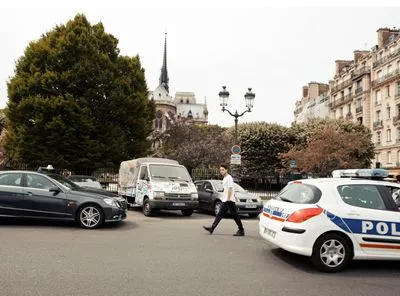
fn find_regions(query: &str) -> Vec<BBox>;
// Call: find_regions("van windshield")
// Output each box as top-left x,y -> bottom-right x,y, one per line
149,165 -> 192,182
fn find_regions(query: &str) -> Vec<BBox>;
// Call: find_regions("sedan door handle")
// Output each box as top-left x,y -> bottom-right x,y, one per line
346,211 -> 360,216
25,192 -> 33,196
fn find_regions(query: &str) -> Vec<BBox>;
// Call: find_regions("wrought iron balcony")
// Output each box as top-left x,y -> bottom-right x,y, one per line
345,113 -> 353,119
373,120 -> 383,129
331,79 -> 353,94
372,69 -> 400,87
355,87 -> 363,95
356,106 -> 363,113
352,67 -> 370,79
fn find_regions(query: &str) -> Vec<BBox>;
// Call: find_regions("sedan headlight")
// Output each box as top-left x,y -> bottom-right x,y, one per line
104,198 -> 120,208
191,193 -> 198,200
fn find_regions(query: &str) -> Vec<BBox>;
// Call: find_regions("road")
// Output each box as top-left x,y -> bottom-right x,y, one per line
0,210 -> 399,296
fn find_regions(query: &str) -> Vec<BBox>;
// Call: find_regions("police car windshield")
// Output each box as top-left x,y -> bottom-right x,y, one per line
275,183 -> 322,204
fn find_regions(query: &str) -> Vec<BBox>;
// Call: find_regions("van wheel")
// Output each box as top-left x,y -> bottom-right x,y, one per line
181,209 -> 193,216
311,233 -> 351,272
143,198 -> 153,216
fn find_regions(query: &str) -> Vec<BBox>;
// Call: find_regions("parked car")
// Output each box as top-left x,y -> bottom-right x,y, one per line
68,175 -> 102,189
0,170 -> 127,229
194,179 -> 263,217
259,168 -> 400,272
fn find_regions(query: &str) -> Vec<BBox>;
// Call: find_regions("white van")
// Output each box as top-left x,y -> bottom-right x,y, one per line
118,158 -> 198,216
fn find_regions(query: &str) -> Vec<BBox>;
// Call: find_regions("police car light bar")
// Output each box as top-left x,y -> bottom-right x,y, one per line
332,168 -> 389,179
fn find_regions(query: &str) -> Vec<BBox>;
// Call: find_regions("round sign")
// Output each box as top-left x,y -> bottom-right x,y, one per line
231,145 -> 241,155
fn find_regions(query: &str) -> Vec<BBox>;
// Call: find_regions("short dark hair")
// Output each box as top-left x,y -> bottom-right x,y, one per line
219,164 -> 229,170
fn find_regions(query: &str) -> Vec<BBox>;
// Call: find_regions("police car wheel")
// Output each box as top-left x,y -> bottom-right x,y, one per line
311,233 -> 351,273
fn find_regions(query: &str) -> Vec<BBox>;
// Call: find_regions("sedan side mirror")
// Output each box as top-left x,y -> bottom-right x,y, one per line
49,186 -> 61,194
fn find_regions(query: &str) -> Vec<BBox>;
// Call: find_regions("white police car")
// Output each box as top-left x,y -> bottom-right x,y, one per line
259,169 -> 400,272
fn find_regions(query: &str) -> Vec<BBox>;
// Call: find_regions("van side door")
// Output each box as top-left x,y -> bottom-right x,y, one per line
136,165 -> 150,205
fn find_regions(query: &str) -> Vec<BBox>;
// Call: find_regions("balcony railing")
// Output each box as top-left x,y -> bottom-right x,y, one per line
373,47 -> 400,68
345,113 -> 353,119
372,68 -> 400,87
351,66 -> 370,78
373,120 -> 383,129
355,87 -> 363,95
330,94 -> 354,108
356,106 -> 363,113
331,79 -> 353,94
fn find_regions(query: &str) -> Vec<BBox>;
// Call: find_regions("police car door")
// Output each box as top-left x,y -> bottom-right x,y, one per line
337,183 -> 400,256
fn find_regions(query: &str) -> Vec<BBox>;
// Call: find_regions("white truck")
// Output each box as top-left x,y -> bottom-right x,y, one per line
118,158 -> 198,216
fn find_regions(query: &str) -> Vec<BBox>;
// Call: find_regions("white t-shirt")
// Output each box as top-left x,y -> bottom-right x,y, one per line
222,174 -> 235,202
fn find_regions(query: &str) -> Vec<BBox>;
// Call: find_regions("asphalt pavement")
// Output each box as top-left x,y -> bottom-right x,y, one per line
0,210 -> 399,296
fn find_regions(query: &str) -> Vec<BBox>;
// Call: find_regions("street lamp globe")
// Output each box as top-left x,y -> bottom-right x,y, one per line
218,86 -> 230,109
244,88 -> 255,110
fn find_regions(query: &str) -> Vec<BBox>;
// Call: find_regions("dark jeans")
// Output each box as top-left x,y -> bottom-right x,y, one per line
212,201 -> 244,232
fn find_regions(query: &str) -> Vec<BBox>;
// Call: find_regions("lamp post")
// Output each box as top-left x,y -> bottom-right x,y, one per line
219,86 -> 255,181
218,86 -> 255,145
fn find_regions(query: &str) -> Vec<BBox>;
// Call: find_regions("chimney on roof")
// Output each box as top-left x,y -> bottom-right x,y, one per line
335,60 -> 352,75
302,86 -> 309,98
377,27 -> 400,48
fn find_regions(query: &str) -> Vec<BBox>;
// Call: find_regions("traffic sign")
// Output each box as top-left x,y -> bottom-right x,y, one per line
231,145 -> 241,155
230,154 -> 241,165
290,160 -> 297,168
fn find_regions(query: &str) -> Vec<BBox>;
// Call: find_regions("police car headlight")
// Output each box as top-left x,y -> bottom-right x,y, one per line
153,191 -> 165,200
191,193 -> 198,200
104,198 -> 120,208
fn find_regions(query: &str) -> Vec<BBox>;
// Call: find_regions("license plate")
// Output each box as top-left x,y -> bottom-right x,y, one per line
245,204 -> 257,208
173,203 -> 186,206
264,228 -> 276,238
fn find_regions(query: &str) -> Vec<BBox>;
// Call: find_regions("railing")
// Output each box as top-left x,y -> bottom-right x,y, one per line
373,120 -> 383,129
372,68 -> 400,87
345,113 -> 353,119
352,66 -> 370,78
331,79 -> 353,94
356,106 -> 363,113
330,94 -> 354,108
355,87 -> 363,95
373,47 -> 400,68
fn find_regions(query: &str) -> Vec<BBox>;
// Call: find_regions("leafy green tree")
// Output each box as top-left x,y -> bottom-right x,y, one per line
5,14 -> 154,171
279,118 -> 375,177
160,122 -> 232,175
232,122 -> 295,178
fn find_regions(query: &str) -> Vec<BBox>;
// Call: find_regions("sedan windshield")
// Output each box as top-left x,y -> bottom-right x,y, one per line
47,173 -> 81,190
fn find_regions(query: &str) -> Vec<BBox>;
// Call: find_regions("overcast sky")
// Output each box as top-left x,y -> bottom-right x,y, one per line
1,0 -> 400,127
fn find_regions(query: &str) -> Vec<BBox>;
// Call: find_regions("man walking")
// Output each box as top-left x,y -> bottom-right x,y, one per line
203,164 -> 245,236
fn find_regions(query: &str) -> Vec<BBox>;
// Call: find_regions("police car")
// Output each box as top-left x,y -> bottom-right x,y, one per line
259,169 -> 400,272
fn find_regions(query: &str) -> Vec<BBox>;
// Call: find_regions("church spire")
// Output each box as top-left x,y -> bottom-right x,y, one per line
159,32 -> 169,93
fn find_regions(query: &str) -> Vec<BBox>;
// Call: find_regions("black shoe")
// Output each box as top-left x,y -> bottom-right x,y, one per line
203,226 -> 213,234
233,230 -> 245,237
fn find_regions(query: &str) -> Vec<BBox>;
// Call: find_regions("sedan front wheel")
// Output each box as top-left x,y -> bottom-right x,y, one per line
77,204 -> 104,229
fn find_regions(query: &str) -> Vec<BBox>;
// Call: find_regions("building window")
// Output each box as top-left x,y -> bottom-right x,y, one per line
356,80 -> 362,89
388,64 -> 392,75
397,81 -> 400,96
186,99 -> 190,104
387,106 -> 391,119
155,110 -> 163,130
180,99 -> 183,103
377,70 -> 382,79
357,117 -> 363,125
376,110 -> 381,121
387,129 -> 392,142
375,90 -> 381,105
387,151 -> 392,164
340,107 -> 343,118
387,85 -> 391,97
347,104 -> 351,115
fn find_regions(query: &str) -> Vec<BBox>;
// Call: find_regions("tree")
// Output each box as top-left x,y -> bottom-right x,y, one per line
232,122 -> 295,178
160,123 -> 232,175
5,14 -> 155,171
279,118 -> 375,177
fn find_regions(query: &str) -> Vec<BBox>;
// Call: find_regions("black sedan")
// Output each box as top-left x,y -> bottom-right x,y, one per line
0,170 -> 127,229
195,179 -> 263,217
